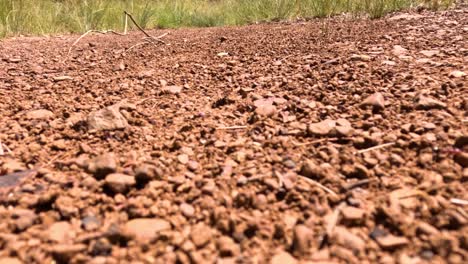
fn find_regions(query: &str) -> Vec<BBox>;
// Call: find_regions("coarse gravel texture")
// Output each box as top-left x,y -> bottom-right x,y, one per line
0,4 -> 467,264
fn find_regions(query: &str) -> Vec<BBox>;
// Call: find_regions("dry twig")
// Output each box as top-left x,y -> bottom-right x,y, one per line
298,174 -> 338,197
344,178 -> 374,191
125,42 -> 149,53
239,175 -> 268,184
319,201 -> 346,248
355,142 -> 395,154
65,11 -> 168,60
123,29 -> 168,54
65,29 -> 125,60
134,97 -> 157,105
47,153 -> 67,167
450,198 -> 468,206
216,125 -> 248,130
124,11 -> 163,43
326,202 -> 346,236
124,12 -> 128,35
0,140 -> 12,156
273,170 -> 284,188
292,137 -> 340,147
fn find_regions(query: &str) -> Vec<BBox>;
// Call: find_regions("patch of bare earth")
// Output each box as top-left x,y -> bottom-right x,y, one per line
0,5 -> 467,264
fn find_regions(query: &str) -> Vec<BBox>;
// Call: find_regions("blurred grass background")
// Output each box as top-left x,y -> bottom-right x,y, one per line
0,0 -> 455,38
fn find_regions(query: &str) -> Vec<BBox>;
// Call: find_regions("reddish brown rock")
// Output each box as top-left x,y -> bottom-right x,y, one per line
361,92 -> 385,111
0,258 -> 22,264
190,223 -> 212,248
416,95 -> 446,110
255,104 -> 277,117
46,222 -> 75,243
122,218 -> 171,241
87,104 -> 128,131
292,225 -> 313,254
308,119 -> 336,136
271,251 -> 297,264
341,206 -> 365,223
162,85 -> 183,94
104,173 -> 136,193
87,153 -> 118,179
217,236 -> 240,257
375,235 -> 409,250
25,109 -> 54,120
331,226 -> 366,253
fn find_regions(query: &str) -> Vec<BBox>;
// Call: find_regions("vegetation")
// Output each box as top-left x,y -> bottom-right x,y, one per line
0,0 -> 455,38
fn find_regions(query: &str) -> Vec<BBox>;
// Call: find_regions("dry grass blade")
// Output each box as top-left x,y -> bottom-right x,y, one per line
125,42 -> 150,53
355,142 -> 395,154
144,32 -> 168,43
65,11 -> 168,60
216,125 -> 247,130
124,33 -> 168,53
122,13 -> 168,53
124,12 -> 128,35
319,201 -> 346,248
298,175 -> 338,197
326,202 -> 346,236
0,140 -> 12,156
65,29 -> 126,60
344,179 -> 374,191
450,198 -> 468,206
273,170 -> 284,188
43,153 -> 70,168
239,175 -> 268,184
124,11 -> 166,44
292,137 -> 341,147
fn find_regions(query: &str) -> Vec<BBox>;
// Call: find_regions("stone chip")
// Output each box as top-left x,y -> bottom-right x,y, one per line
122,218 -> 171,241
87,103 -> 128,131
104,173 -> 136,193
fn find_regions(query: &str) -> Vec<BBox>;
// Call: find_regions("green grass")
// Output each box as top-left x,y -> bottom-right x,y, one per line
0,0 -> 456,38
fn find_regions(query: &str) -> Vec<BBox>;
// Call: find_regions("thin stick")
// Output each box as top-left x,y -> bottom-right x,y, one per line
292,137 -> 340,147
124,32 -> 169,53
355,142 -> 395,154
124,11 -> 165,44
43,152 -> 69,168
65,11 -> 169,60
66,30 -> 94,57
216,125 -> 247,130
0,140 -> 4,156
1,142 -> 12,155
273,170 -> 284,188
326,202 -> 346,236
65,29 -> 125,60
240,175 -> 268,184
398,190 -> 429,200
125,42 -> 149,53
142,35 -> 167,45
277,54 -> 294,62
134,97 -> 156,105
124,11 -> 151,38
450,198 -> 468,206
344,179 -> 373,191
124,12 -> 128,35
298,175 -> 338,197
144,32 -> 168,40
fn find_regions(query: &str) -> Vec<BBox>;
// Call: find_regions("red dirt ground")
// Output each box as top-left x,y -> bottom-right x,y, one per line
0,5 -> 467,264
